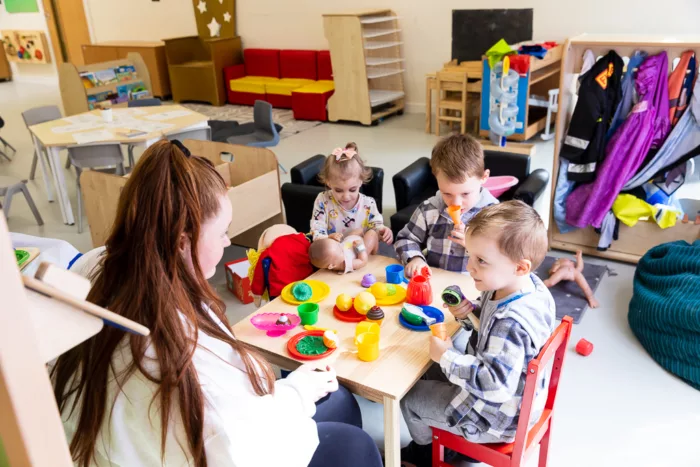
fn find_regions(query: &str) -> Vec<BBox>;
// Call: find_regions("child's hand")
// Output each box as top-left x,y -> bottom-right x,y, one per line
328,233 -> 343,242
442,300 -> 474,320
448,225 -> 467,248
406,258 -> 430,278
430,335 -> 454,363
379,227 -> 394,245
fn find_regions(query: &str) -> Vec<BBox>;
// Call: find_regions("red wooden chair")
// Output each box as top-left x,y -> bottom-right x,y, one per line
431,316 -> 573,467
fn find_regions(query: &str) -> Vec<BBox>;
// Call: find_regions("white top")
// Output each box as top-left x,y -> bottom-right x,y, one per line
310,191 -> 384,240
62,308 -> 320,466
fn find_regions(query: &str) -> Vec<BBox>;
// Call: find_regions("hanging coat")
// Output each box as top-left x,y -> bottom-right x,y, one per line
606,51 -> 648,140
668,51 -> 696,127
566,52 -> 671,229
560,50 -> 624,182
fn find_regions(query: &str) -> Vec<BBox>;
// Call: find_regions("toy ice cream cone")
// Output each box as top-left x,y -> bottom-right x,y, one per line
430,323 -> 448,341
446,205 -> 462,226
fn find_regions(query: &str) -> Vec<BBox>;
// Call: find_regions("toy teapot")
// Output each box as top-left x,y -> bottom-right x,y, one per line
406,266 -> 432,306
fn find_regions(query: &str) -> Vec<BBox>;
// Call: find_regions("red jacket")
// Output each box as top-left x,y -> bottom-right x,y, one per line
251,233 -> 314,297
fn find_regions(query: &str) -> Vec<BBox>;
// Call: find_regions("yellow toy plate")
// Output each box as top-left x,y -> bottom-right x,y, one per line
374,285 -> 407,306
281,280 -> 331,305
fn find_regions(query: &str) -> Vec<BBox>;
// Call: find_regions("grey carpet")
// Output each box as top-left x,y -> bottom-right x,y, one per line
533,256 -> 608,324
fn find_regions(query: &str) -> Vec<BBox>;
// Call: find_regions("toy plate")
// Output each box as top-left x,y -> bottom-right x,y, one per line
333,305 -> 366,322
280,280 -> 331,305
398,306 -> 445,331
374,285 -> 407,306
287,330 -> 337,361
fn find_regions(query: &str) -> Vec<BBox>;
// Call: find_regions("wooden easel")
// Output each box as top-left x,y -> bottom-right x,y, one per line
0,214 -> 148,465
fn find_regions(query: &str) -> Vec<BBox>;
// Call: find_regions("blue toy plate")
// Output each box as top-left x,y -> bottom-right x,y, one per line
398,306 -> 445,331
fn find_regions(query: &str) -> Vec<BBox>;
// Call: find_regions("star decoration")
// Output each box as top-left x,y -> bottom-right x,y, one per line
196,0 -> 207,14
223,11 -> 232,22
218,0 -> 223,3
207,17 -> 221,37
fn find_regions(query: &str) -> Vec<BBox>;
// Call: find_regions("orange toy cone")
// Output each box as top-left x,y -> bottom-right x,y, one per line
430,323 -> 448,340
447,205 -> 461,226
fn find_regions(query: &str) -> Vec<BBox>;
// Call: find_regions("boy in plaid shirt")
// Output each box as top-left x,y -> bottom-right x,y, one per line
395,134 -> 498,277
400,201 -> 555,467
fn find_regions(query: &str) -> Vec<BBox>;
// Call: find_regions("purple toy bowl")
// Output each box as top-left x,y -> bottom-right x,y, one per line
250,313 -> 301,337
361,273 -> 377,288
484,176 -> 519,198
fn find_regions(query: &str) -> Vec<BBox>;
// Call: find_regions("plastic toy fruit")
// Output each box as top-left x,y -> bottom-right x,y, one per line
323,330 -> 339,349
354,292 -> 376,315
370,282 -> 388,299
336,293 -> 353,312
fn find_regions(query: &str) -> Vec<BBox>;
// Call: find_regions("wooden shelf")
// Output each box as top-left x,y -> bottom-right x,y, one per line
366,57 -> 404,66
371,103 -> 403,121
367,68 -> 405,79
364,41 -> 403,50
85,80 -> 143,96
363,28 -> 401,39
360,15 -> 398,24
530,64 -> 560,85
369,89 -> 405,107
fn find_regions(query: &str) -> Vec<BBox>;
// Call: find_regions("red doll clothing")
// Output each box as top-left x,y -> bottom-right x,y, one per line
251,233 -> 314,297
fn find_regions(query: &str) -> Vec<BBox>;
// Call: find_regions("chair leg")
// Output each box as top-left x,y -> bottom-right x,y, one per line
0,136 -> 16,153
278,162 -> 287,174
538,421 -> 552,467
0,148 -> 11,162
128,146 -> 135,168
29,151 -> 39,180
65,156 -> 72,169
2,189 -> 14,219
75,168 -> 83,234
432,436 -> 445,466
20,184 -> 44,226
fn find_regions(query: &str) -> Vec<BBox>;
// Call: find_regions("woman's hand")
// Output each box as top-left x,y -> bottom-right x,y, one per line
290,364 -> 339,402
328,233 -> 343,242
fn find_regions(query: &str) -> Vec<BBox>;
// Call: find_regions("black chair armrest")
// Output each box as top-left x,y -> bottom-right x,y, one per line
392,157 -> 433,212
484,150 -> 530,179
281,183 -> 325,233
362,167 -> 384,213
290,154 -> 326,186
513,169 -> 550,206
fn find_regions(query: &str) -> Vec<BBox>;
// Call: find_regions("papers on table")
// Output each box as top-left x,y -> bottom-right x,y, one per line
72,130 -> 115,145
52,122 -> 104,134
62,114 -> 102,125
145,110 -> 192,121
115,121 -> 174,133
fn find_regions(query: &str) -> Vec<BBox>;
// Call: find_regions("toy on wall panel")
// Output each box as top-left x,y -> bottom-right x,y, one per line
488,56 -> 519,147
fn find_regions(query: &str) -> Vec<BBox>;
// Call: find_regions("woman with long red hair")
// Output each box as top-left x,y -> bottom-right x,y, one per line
53,140 -> 383,467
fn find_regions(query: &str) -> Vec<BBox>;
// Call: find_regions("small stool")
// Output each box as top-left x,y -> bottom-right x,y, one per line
0,176 -> 43,225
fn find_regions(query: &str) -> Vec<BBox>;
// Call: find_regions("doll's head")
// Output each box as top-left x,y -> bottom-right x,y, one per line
309,238 -> 345,271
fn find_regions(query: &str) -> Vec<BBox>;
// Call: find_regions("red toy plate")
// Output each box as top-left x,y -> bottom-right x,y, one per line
287,330 -> 337,361
333,305 -> 366,322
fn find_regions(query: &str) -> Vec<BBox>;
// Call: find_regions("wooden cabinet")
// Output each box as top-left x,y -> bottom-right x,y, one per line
0,50 -> 11,81
82,41 -> 171,98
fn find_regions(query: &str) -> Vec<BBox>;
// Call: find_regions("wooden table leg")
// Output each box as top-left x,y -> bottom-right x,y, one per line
425,77 -> 432,134
384,395 -> 401,467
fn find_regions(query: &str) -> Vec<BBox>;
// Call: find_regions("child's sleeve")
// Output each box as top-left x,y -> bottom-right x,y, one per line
366,198 -> 385,231
394,205 -> 428,265
439,317 -> 531,403
310,193 -> 329,240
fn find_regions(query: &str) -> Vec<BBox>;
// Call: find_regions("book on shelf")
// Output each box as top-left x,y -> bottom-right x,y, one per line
116,65 -> 136,82
94,69 -> 118,86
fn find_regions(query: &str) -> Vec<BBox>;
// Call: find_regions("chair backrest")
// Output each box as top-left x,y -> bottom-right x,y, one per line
511,316 -> 573,461
166,127 -> 211,142
253,100 -> 279,138
67,145 -> 124,172
436,70 -> 468,95
22,106 -> 62,127
127,98 -> 161,108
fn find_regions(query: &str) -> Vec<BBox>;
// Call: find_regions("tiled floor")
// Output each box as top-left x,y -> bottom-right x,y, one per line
2,80 -> 699,467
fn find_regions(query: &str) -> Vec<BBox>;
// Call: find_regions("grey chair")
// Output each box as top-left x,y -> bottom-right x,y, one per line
22,106 -> 63,180
68,145 -> 125,233
226,100 -> 284,172
128,98 -> 162,108
0,175 -> 43,225
0,116 -> 16,162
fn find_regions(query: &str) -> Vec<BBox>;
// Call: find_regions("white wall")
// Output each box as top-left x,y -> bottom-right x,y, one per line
84,0 -> 700,110
0,4 -> 57,82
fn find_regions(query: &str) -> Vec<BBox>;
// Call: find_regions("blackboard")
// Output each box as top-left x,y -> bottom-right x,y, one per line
452,9 -> 533,63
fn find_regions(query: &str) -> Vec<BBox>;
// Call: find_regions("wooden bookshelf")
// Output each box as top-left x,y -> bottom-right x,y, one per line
323,9 -> 405,125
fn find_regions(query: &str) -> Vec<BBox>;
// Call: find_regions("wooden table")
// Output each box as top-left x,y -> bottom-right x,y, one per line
232,255 -> 478,467
27,104 -> 209,225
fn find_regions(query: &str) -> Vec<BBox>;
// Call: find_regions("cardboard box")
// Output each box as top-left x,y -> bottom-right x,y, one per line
225,258 -> 253,304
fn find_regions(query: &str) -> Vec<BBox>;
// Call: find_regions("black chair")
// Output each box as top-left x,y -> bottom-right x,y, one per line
281,155 -> 384,234
127,98 -> 162,107
390,151 -> 549,237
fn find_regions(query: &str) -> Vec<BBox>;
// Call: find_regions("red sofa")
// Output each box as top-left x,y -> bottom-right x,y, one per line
224,49 -> 334,121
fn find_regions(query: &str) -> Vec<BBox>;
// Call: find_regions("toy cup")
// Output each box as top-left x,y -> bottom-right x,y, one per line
386,264 -> 409,284
355,332 -> 380,362
355,321 -> 380,337
430,323 -> 448,341
297,303 -> 320,325
447,205 -> 462,226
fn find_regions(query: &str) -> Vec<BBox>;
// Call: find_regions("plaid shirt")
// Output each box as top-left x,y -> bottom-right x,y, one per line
440,274 -> 555,443
394,189 -> 498,272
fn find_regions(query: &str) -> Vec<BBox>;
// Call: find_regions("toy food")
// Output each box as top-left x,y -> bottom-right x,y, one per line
336,293 -> 353,312
370,282 -> 388,299
291,281 -> 313,301
275,315 -> 290,326
447,205 -> 462,226
366,306 -> 385,325
430,322 -> 448,340
401,303 -> 436,326
354,291 -> 376,315
385,284 -> 397,296
361,273 -> 377,288
296,336 -> 327,355
323,330 -> 339,349
575,338 -> 594,356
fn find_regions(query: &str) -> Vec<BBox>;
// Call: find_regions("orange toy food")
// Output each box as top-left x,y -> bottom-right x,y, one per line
430,323 -> 448,340
446,205 -> 462,226
323,330 -> 339,349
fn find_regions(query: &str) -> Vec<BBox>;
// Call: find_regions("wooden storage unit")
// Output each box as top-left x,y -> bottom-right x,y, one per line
479,44 -> 562,141
549,34 -> 700,264
80,140 -> 285,249
82,41 -> 171,98
0,48 -> 11,81
59,52 -> 153,116
323,9 -> 405,125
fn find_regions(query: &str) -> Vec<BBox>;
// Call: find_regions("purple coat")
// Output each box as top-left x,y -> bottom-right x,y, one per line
566,53 -> 670,228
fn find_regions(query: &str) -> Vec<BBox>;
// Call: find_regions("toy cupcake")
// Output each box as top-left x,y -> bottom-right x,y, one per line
361,273 -> 377,288
366,306 -> 385,325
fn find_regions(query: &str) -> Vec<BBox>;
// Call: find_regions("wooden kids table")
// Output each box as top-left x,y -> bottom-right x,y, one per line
232,255 -> 478,467
27,104 -> 209,226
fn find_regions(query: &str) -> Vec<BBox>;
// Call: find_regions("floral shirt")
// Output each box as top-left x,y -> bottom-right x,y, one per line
310,191 -> 384,240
